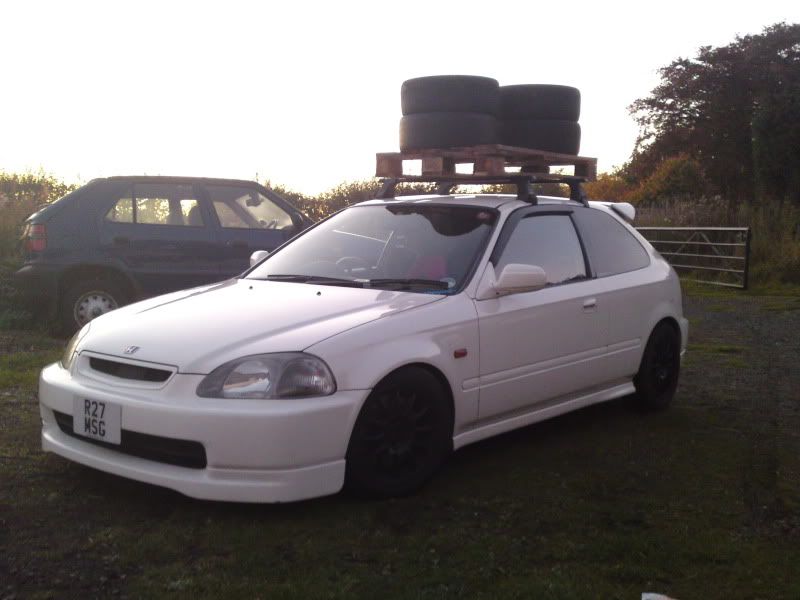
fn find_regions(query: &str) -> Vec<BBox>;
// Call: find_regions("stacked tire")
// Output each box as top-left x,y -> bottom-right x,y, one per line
399,75 -> 500,151
499,84 -> 581,155
398,76 -> 582,156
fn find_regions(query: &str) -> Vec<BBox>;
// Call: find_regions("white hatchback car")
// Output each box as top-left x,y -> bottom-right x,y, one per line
40,182 -> 688,502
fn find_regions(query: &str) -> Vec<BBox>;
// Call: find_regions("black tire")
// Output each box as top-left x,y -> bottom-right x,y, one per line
60,279 -> 129,333
499,84 -> 581,121
401,75 -> 500,115
399,113 -> 498,151
634,322 -> 681,410
345,366 -> 452,497
500,119 -> 581,155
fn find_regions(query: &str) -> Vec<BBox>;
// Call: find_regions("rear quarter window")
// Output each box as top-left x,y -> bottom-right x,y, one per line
573,207 -> 650,277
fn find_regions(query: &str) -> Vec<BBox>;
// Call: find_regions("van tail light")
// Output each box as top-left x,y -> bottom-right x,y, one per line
25,224 -> 47,253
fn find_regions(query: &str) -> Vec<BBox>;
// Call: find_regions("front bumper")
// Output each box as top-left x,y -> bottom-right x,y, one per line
39,362 -> 368,502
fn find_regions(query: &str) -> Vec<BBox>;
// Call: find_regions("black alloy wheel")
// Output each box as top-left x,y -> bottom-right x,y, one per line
634,322 -> 681,410
346,367 -> 451,497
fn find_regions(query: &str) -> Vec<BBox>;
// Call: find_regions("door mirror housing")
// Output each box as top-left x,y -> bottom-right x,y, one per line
249,250 -> 270,267
493,263 -> 547,296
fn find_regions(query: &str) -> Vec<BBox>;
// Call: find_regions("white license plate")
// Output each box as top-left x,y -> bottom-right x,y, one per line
73,398 -> 122,445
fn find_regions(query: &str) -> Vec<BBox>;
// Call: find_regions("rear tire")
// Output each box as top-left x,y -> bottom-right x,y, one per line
60,279 -> 128,333
401,75 -> 500,115
634,322 -> 681,410
499,84 -> 581,121
399,112 -> 498,151
345,367 -> 452,497
500,119 -> 581,155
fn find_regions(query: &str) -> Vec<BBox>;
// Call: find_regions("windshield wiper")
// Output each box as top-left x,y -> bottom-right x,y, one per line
259,274 -> 366,287
367,278 -> 450,291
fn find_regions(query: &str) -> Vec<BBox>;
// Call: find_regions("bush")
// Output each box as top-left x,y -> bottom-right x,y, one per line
627,155 -> 712,206
584,173 -> 636,202
0,171 -> 78,259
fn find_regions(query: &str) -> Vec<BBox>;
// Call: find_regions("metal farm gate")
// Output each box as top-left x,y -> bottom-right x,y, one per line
635,227 -> 752,289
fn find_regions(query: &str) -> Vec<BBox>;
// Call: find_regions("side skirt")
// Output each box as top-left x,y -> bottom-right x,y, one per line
452,380 -> 635,451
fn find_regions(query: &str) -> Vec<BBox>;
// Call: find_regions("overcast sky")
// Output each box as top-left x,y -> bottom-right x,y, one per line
1,0 -> 798,194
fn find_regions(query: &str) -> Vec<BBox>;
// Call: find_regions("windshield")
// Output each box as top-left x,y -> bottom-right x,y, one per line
247,204 -> 497,293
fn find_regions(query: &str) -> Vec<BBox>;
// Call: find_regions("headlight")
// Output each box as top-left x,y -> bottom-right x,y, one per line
60,323 -> 91,370
196,352 -> 336,399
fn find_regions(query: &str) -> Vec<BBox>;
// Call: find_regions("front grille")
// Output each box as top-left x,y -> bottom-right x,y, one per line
53,411 -> 207,469
89,357 -> 172,382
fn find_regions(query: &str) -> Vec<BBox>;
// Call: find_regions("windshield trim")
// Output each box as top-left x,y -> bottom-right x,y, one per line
242,203 -> 500,295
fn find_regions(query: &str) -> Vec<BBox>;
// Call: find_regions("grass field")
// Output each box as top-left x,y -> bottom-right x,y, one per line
1,290 -> 799,599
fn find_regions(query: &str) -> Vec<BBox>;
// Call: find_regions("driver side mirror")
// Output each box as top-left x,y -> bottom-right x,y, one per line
493,263 -> 547,296
250,250 -> 270,267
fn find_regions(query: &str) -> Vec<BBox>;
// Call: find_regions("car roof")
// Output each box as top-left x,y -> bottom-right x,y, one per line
355,194 -> 586,210
91,175 -> 265,187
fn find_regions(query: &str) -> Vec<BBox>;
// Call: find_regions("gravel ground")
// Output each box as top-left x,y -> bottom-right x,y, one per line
680,294 -> 800,537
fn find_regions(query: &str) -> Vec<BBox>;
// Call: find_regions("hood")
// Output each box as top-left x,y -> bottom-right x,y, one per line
80,278 -> 443,373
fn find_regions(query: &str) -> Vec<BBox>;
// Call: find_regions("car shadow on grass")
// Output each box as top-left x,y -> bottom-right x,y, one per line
56,393 -> 663,516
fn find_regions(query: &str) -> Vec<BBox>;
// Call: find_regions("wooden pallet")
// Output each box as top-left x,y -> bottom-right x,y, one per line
376,144 -> 598,181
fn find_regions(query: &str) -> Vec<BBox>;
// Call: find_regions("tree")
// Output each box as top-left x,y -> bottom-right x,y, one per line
627,22 -> 800,204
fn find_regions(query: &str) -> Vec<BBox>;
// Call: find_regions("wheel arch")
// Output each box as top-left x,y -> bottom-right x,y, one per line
368,361 -> 456,440
636,314 -> 683,374
651,315 -> 682,344
58,264 -> 139,301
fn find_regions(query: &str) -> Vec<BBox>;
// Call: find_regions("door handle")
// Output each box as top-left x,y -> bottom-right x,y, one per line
583,298 -> 597,310
113,236 -> 130,246
226,240 -> 248,249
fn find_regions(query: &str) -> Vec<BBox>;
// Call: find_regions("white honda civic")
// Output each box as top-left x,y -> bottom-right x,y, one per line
39,188 -> 688,502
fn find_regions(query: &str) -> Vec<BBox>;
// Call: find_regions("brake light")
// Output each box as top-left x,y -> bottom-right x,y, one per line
25,223 -> 47,253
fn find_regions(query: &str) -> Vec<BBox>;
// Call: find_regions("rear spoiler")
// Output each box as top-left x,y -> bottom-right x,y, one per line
594,201 -> 635,223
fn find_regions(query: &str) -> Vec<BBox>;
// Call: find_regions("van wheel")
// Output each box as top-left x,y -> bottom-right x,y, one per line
61,279 -> 128,333
346,367 -> 452,497
634,322 -> 681,410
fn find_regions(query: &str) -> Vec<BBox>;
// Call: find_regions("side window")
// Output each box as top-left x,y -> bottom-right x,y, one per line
572,208 -> 649,277
212,201 -> 249,228
104,184 -> 204,227
207,185 -> 294,230
495,214 -> 586,285
106,196 -> 133,223
134,184 -> 203,227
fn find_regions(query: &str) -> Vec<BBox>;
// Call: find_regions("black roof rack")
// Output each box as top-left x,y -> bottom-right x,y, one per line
376,174 -> 589,206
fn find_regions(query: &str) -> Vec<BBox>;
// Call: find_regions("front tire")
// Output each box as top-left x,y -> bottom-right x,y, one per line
634,322 -> 681,410
345,367 -> 452,497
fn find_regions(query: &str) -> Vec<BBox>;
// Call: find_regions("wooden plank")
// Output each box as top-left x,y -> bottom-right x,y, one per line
474,156 -> 506,176
421,157 -> 455,176
375,153 -> 403,177
376,145 -> 598,180
519,163 -> 549,175
574,160 -> 597,180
